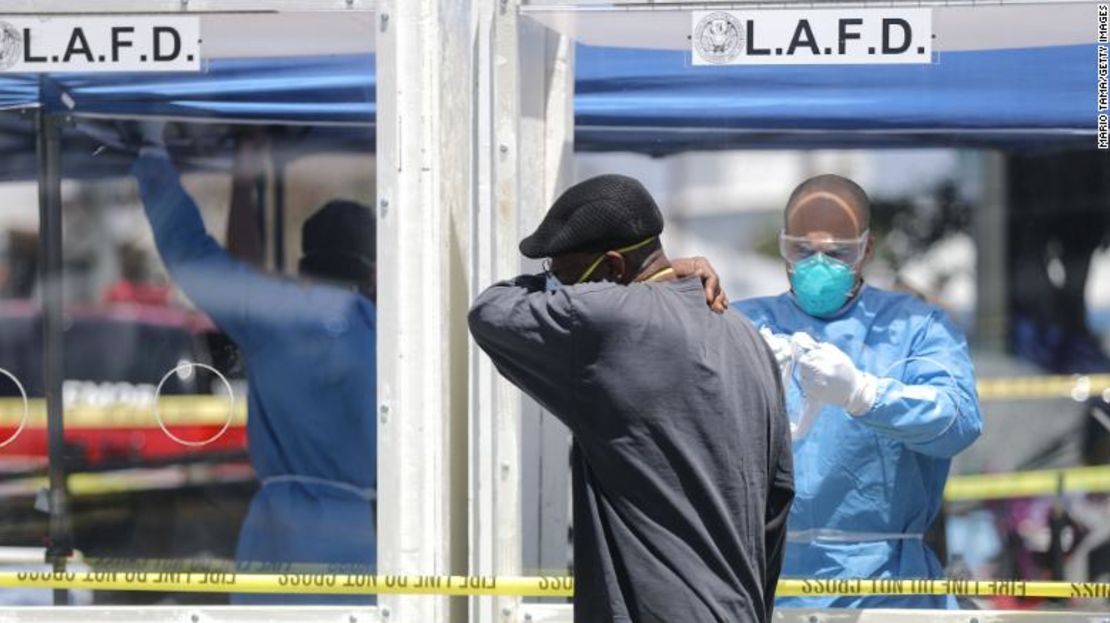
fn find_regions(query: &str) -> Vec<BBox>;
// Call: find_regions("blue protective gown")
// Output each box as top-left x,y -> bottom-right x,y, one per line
134,153 -> 377,605
734,285 -> 982,609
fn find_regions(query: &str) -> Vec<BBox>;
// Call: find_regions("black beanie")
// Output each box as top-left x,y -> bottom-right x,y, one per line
299,200 -> 375,285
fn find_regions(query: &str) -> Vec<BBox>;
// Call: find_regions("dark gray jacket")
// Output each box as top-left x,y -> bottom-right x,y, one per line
469,275 -> 793,623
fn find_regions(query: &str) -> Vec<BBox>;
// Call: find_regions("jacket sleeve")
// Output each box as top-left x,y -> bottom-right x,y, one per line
763,416 -> 794,616
468,276 -> 581,429
133,150 -> 359,353
855,310 -> 983,458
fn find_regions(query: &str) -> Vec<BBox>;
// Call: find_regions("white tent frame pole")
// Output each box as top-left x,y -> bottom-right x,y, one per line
519,10 -> 575,216
376,1 -> 472,621
516,7 -> 577,601
470,4 -> 575,623
470,2 -> 523,622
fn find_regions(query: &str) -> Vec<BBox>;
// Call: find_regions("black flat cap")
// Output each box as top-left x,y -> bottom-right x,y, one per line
520,174 -> 664,259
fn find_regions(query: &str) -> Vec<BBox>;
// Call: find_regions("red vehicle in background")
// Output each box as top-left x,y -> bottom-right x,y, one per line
0,298 -> 253,591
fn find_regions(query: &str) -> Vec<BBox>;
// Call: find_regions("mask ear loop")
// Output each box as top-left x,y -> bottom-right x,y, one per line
575,254 -> 608,284
575,236 -> 659,284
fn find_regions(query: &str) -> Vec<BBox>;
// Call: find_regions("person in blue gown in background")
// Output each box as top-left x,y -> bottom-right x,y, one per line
132,124 -> 377,605
733,174 -> 982,609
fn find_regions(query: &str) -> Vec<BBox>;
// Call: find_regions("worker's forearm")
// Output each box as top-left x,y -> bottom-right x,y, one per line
856,379 -> 982,458
133,151 -> 213,269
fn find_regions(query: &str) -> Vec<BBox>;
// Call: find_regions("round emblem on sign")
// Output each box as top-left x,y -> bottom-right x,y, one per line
694,12 -> 744,64
0,22 -> 22,71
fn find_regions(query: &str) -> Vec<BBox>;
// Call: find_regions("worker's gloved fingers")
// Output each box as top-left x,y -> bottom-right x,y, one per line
815,341 -> 852,362
797,349 -> 854,407
759,326 -> 783,348
810,343 -> 859,379
797,349 -> 830,376
796,359 -> 827,394
790,331 -> 819,353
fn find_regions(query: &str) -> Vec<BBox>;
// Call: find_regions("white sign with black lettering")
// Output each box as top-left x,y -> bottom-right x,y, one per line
0,17 -> 200,73
692,9 -> 932,66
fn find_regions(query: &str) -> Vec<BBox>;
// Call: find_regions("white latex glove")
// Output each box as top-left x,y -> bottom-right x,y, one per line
796,342 -> 879,416
786,332 -> 822,439
789,331 -> 819,354
759,327 -> 793,372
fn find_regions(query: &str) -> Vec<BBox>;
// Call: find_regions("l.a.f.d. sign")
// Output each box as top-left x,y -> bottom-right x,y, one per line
0,17 -> 200,73
692,9 -> 932,66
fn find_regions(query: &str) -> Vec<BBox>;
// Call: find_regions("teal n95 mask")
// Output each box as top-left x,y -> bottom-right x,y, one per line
788,253 -> 858,318
780,230 -> 867,318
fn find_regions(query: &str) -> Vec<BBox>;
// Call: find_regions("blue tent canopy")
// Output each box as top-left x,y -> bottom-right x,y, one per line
0,53 -> 375,122
42,54 -> 376,123
0,54 -> 375,180
574,43 -> 1096,154
0,41 -> 1096,173
0,74 -> 36,112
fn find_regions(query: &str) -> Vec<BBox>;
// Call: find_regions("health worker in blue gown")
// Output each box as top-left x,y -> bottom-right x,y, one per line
132,125 -> 376,605
733,174 -> 982,609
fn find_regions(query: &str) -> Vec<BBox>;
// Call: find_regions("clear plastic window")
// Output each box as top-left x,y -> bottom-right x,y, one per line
0,10 -> 377,606
519,4 -> 1105,612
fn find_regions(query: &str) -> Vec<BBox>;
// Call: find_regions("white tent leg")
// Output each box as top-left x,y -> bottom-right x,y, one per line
470,4 -> 575,623
376,2 -> 473,622
470,2 -> 523,623
378,2 -> 574,620
517,7 -> 577,602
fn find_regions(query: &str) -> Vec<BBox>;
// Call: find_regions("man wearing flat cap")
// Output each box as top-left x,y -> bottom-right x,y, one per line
469,174 -> 794,623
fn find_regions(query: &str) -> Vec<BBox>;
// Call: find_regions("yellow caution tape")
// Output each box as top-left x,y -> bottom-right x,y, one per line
975,373 -> 1110,401
5,462 -> 1098,504
5,462 -> 1095,502
944,465 -> 1110,502
1,571 -> 1108,599
777,578 -> 1110,599
0,373 -> 1102,430
0,465 -> 255,498
0,396 -> 245,429
0,571 -> 573,597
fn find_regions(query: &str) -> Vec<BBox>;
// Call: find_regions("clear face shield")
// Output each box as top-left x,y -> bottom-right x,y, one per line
779,230 -> 870,318
778,230 -> 870,268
